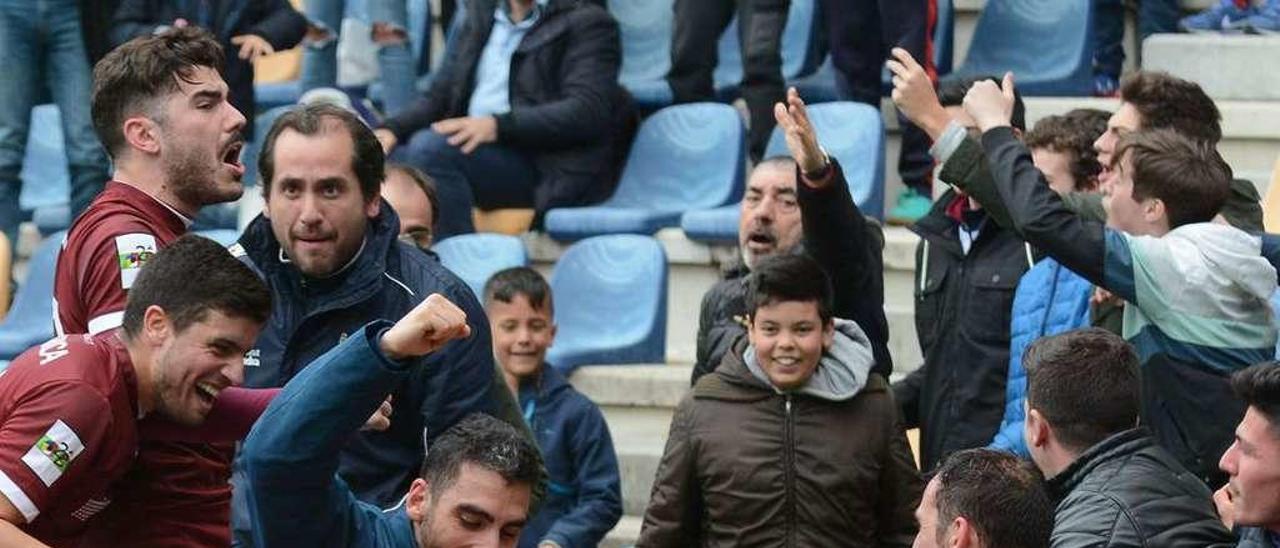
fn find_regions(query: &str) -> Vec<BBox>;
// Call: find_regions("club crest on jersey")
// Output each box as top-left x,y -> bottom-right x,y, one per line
22,420 -> 85,486
115,233 -> 158,289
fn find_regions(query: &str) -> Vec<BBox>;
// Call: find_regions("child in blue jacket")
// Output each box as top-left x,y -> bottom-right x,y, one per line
484,267 -> 623,548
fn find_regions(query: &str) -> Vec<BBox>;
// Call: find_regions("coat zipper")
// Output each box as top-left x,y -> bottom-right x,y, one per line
784,394 -> 796,548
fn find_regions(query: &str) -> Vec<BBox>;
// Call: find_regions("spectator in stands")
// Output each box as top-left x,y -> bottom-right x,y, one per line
960,76 -> 1277,488
241,293 -> 544,548
54,28 -> 252,546
373,0 -> 634,239
1179,0 -> 1280,34
912,449 -> 1053,548
111,0 -> 307,137
299,0 -> 425,117
1023,328 -> 1235,546
0,236 -> 270,547
692,87 -> 891,385
483,267 -> 622,548
1218,362 -> 1280,546
1094,0 -> 1180,96
885,57 -> 1033,472
0,0 -> 111,250
382,163 -> 439,250
231,103 -> 526,545
639,253 -> 920,547
828,0 -> 937,223
989,109 -> 1109,457
667,0 -> 786,161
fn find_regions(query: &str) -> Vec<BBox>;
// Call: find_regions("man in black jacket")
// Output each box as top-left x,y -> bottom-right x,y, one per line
1023,328 -> 1234,547
691,87 -> 891,385
1219,363 -> 1280,547
373,0 -> 633,239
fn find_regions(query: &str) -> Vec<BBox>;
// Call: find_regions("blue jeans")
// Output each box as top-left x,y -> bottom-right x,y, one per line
0,0 -> 108,247
300,0 -> 423,117
1094,0 -> 1181,78
393,129 -> 538,240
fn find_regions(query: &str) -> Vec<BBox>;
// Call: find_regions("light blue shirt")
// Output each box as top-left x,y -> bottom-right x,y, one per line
467,0 -> 547,117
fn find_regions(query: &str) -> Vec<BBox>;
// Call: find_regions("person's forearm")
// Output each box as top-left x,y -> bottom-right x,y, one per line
0,522 -> 50,548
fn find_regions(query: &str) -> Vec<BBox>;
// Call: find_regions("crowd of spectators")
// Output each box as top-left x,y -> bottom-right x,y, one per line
4,1 -> 1280,548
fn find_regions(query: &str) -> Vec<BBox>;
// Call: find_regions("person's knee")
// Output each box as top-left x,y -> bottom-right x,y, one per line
405,129 -> 460,166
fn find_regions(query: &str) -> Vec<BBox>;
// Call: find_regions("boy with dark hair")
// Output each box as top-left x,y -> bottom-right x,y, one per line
885,54 -> 1036,472
959,77 -> 1278,488
912,449 -> 1053,548
1219,362 -> 1280,546
1023,328 -> 1234,546
481,267 -> 622,548
0,235 -> 271,547
990,108 -> 1110,457
640,253 -> 920,547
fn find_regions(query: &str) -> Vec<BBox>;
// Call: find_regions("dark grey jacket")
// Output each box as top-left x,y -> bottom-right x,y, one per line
1236,527 -> 1280,547
383,0 -> 634,218
1048,429 -> 1235,548
692,161 -> 891,384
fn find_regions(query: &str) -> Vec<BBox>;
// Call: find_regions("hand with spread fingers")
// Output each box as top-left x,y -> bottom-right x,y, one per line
231,34 -> 275,60
380,293 -> 472,361
886,47 -> 949,140
963,72 -> 1018,134
773,87 -> 830,187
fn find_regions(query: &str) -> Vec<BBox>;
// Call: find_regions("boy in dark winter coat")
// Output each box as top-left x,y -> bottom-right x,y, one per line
483,267 -> 622,548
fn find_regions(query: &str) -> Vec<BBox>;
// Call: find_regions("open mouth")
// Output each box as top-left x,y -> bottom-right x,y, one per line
746,230 -> 776,249
221,141 -> 245,176
195,382 -> 222,405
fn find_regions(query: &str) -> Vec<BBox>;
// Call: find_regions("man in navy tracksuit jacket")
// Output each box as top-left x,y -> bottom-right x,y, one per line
241,295 -> 543,548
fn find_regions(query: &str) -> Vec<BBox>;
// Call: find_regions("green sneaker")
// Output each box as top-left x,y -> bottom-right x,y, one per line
888,188 -> 932,225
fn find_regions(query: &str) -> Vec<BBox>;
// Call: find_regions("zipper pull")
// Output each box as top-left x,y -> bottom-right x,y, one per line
785,395 -> 792,414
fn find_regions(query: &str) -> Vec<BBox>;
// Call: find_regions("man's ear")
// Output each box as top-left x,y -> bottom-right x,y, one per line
122,116 -> 162,156
950,516 -> 977,548
142,305 -> 171,346
1144,197 -> 1166,225
405,478 -> 430,522
365,194 -> 382,219
1026,407 -> 1050,449
822,319 -> 836,350
1011,127 -> 1023,140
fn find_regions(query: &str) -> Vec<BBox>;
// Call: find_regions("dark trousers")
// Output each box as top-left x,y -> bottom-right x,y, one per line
668,0 -> 789,161
825,0 -> 935,193
1094,0 -> 1180,79
394,129 -> 539,240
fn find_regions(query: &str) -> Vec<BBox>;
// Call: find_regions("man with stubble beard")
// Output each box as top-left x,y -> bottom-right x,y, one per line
54,27 -> 251,547
691,87 -> 892,385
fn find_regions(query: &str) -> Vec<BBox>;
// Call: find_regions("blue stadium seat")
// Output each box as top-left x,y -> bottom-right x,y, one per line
681,101 -> 885,243
714,0 -> 822,99
546,235 -> 667,373
243,105 -> 297,188
255,81 -> 303,112
195,229 -> 242,247
946,0 -> 1094,96
543,103 -> 745,241
610,0 -> 676,109
0,232 -> 63,360
1271,290 -> 1280,359
20,105 -> 72,233
791,0 -> 956,102
433,233 -> 529,299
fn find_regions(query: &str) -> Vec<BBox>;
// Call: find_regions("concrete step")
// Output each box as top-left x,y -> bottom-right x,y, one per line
1144,34 -> 1280,101
602,515 -> 642,548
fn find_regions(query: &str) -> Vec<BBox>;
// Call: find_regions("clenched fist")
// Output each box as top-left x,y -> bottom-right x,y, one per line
380,293 -> 471,360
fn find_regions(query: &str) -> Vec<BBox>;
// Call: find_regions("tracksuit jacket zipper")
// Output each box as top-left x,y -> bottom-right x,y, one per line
784,394 -> 796,547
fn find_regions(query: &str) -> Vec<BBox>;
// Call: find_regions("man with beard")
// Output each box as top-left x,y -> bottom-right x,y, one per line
691,88 -> 891,385
53,28 -> 250,546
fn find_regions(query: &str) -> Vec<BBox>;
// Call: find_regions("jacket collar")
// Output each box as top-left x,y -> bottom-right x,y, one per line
239,199 -> 404,311
1047,428 -> 1153,499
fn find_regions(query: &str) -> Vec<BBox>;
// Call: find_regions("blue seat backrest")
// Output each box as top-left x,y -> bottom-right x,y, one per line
195,229 -> 242,247
763,102 -> 885,217
958,0 -> 1093,94
547,235 -> 667,370
1271,289 -> 1280,359
433,234 -> 529,299
609,0 -> 674,90
606,103 -> 745,211
19,105 -> 70,212
715,0 -> 820,87
0,232 -> 65,360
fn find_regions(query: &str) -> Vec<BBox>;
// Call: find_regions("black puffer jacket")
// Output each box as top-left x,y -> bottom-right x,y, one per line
383,0 -> 634,218
692,161 -> 890,384
1048,428 -> 1235,547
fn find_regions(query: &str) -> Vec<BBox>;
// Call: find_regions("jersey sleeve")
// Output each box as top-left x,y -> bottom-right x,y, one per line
75,227 -> 160,334
0,381 -> 113,523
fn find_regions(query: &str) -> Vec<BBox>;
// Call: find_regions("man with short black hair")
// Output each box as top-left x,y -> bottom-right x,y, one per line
912,448 -> 1053,548
958,78 -> 1277,488
242,293 -> 545,548
232,103 -> 524,545
1219,362 -> 1280,546
0,235 -> 271,547
1023,328 -> 1234,546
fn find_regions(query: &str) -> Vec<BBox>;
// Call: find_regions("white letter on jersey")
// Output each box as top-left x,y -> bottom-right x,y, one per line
37,337 -> 70,365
